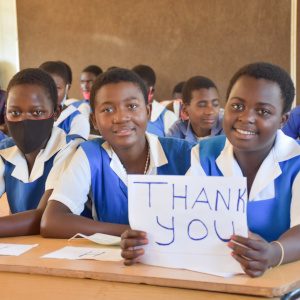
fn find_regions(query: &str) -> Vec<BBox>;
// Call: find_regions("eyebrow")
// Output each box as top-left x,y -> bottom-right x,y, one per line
99,97 -> 139,106
229,97 -> 277,109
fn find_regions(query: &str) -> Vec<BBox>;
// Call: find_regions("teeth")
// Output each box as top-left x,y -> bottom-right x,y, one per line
236,129 -> 255,135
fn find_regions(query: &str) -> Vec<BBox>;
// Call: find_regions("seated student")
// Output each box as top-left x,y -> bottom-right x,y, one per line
39,61 -> 89,140
132,65 -> 178,137
166,76 -> 224,142
0,86 -> 8,136
282,105 -> 300,139
0,68 -> 81,237
120,62 -> 300,278
40,68 -> 195,238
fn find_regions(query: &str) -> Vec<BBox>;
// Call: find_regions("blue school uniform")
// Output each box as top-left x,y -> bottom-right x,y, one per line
0,127 -> 75,214
146,108 -> 167,137
80,137 -> 195,224
282,105 -> 300,139
196,135 -> 300,242
57,110 -> 81,134
166,116 -> 224,142
72,99 -> 90,111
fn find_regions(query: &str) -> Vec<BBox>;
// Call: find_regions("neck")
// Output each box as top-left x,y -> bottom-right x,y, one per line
112,137 -> 149,174
192,125 -> 211,138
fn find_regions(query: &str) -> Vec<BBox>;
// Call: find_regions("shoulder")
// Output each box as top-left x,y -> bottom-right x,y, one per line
0,137 -> 15,151
158,136 -> 196,153
80,137 -> 106,154
199,135 -> 226,157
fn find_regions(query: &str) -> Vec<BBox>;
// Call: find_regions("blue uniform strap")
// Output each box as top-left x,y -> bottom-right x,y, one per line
199,135 -> 226,176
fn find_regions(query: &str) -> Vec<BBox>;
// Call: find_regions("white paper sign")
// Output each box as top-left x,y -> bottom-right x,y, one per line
68,233 -> 121,246
128,175 -> 248,277
0,243 -> 38,256
42,246 -> 122,261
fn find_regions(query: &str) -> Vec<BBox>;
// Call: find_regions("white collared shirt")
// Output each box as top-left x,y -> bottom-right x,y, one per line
187,130 -> 300,227
54,105 -> 90,140
49,132 -> 169,215
0,127 -> 83,197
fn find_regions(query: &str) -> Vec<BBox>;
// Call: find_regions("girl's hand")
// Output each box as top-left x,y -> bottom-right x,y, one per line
228,232 -> 277,277
120,230 -> 148,266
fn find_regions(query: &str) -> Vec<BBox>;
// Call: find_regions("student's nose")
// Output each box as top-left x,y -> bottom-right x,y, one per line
204,104 -> 215,115
238,108 -> 255,123
113,108 -> 130,123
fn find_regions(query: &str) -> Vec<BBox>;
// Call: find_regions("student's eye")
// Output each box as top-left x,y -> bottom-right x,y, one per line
213,102 -> 220,108
198,103 -> 206,108
103,107 -> 114,113
9,110 -> 20,116
33,110 -> 43,116
257,109 -> 270,116
232,104 -> 244,111
128,104 -> 137,109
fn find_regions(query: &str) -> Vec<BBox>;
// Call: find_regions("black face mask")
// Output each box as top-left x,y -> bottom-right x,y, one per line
6,114 -> 54,154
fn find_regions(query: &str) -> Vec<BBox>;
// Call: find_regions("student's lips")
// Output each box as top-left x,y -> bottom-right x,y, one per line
113,127 -> 135,136
202,119 -> 216,123
234,128 -> 257,138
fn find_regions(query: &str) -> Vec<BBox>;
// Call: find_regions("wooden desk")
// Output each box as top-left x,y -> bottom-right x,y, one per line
0,235 -> 299,300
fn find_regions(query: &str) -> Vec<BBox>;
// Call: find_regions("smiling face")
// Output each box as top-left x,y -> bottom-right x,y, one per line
90,81 -> 150,152
224,76 -> 288,157
182,88 -> 220,137
6,84 -> 54,121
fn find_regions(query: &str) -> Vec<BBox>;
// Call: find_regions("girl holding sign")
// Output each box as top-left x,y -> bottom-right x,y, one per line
121,62 -> 300,278
41,68 -> 195,238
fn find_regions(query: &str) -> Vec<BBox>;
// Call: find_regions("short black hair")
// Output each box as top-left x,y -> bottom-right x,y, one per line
172,81 -> 185,94
82,65 -> 103,76
6,68 -> 58,110
39,61 -> 69,84
90,68 -> 148,113
132,65 -> 156,87
57,61 -> 72,84
226,62 -> 295,114
182,76 -> 218,105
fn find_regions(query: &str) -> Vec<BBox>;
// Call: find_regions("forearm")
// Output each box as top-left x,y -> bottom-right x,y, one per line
0,209 -> 43,237
41,201 -> 130,238
277,225 -> 300,265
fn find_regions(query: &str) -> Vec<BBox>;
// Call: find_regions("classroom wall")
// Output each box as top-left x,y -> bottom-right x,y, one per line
16,0 -> 294,107
0,0 -> 19,90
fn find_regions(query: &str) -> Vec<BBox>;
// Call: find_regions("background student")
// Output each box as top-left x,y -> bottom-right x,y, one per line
120,62 -> 300,278
132,64 -> 178,136
166,76 -> 224,142
282,105 -> 300,139
41,68 -> 195,238
0,68 -> 81,237
39,61 -> 90,140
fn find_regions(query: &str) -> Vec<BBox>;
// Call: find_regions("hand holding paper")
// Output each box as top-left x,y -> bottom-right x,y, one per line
120,230 -> 148,265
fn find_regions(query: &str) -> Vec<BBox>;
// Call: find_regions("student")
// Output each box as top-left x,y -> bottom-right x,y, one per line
41,68 -> 195,238
0,68 -> 81,237
282,105 -> 300,139
39,61 -> 89,140
120,62 -> 300,278
132,65 -> 178,136
166,76 -> 224,142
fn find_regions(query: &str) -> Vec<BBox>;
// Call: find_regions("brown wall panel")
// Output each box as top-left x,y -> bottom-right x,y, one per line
16,0 -> 291,107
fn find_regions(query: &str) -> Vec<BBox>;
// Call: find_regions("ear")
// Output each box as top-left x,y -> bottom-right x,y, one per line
181,103 -> 189,117
146,103 -> 152,121
279,113 -> 289,129
54,104 -> 62,121
90,112 -> 99,130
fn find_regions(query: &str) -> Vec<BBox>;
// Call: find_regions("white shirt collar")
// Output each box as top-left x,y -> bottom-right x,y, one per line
150,100 -> 165,122
0,127 -> 68,183
101,132 -> 168,186
54,105 -> 77,126
216,130 -> 300,201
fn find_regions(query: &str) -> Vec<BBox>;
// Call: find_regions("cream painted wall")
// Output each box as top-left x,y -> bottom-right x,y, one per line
0,0 -> 19,90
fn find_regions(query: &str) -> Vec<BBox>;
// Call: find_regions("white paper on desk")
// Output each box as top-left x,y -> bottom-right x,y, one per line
128,175 -> 248,277
68,233 -> 121,246
0,243 -> 38,256
42,246 -> 122,261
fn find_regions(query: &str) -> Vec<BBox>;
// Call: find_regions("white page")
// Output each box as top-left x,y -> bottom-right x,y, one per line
68,233 -> 121,245
42,246 -> 122,261
0,243 -> 38,256
128,175 -> 248,277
